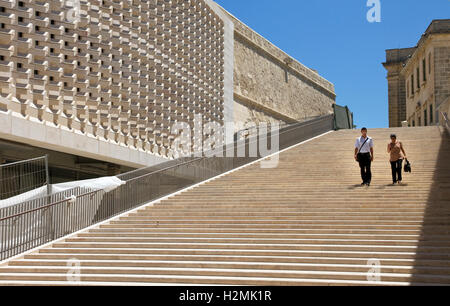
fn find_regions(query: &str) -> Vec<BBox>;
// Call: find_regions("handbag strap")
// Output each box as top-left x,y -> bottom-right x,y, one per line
358,137 -> 370,154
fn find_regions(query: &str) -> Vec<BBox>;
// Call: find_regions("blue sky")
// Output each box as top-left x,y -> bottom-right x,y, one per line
214,0 -> 450,128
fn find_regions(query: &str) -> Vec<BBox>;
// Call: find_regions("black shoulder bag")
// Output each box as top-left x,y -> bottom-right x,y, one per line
404,159 -> 412,173
356,137 -> 369,162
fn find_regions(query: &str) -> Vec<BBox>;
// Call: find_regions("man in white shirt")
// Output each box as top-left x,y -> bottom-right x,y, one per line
354,127 -> 374,186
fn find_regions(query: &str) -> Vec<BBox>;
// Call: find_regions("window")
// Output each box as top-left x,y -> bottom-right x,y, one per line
17,63 -> 22,69
423,58 -> 427,82
64,82 -> 67,87
50,20 -> 55,25
406,82 -> 409,98
429,53 -> 432,75
49,76 -> 54,81
18,16 -> 23,22
0,55 -> 4,61
412,120 -> 415,127
65,28 -> 69,33
64,55 -> 68,60
0,7 -> 5,13
416,67 -> 420,89
18,1 -> 24,7
50,34 -> 55,39
18,32 -> 23,38
418,116 -> 422,127
35,11 -> 40,17
424,109 -> 428,126
411,75 -> 414,95
1,23 -> 5,29
50,48 -> 54,53
35,40 -> 38,46
430,104 -> 433,123
34,70 -> 38,75
77,88 -> 80,92
65,41 -> 68,46
35,25 -> 39,31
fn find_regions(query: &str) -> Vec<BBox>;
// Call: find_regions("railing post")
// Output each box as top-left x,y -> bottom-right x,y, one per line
44,155 -> 54,240
45,154 -> 51,197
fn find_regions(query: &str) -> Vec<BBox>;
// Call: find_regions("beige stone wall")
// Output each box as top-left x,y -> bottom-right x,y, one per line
434,45 -> 450,112
383,48 -> 416,127
403,33 -> 450,127
217,5 -> 336,129
403,41 -> 436,127
384,20 -> 450,128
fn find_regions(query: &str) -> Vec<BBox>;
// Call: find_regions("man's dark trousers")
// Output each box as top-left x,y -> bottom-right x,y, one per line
358,152 -> 372,184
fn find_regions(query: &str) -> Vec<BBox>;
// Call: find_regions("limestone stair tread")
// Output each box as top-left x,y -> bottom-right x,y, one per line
0,126 -> 449,286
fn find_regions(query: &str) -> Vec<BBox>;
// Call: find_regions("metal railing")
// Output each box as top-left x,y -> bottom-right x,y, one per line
440,111 -> 449,135
0,156 -> 50,201
0,114 -> 334,261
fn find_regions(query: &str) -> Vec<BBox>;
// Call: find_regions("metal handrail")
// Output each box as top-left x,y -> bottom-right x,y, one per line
440,111 -> 449,133
124,157 -> 205,183
119,114 -> 333,182
2,115 -> 334,220
0,155 -> 50,201
0,190 -> 98,222
0,156 -> 47,169
0,114 -> 335,261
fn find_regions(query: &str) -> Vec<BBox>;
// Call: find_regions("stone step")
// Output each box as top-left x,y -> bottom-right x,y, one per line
0,267 -> 449,284
0,127 -> 448,286
21,253 -> 450,268
63,237 -> 450,247
8,259 -> 450,275
47,242 -> 450,253
36,248 -> 450,260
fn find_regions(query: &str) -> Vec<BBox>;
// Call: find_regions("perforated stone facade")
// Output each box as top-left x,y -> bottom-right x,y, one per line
0,0 -> 229,166
0,0 -> 336,168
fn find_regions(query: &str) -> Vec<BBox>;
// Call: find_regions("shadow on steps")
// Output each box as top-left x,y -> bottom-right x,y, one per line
410,128 -> 450,285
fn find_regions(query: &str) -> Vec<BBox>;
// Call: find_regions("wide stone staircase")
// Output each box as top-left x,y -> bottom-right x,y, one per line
0,126 -> 449,286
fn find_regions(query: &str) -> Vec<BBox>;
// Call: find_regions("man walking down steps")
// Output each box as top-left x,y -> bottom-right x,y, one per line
354,127 -> 374,187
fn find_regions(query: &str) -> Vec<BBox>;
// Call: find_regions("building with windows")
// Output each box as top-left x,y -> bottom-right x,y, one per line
0,0 -> 335,182
383,19 -> 450,128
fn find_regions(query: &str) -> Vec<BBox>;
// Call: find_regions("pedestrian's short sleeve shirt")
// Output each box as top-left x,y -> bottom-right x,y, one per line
355,136 -> 374,153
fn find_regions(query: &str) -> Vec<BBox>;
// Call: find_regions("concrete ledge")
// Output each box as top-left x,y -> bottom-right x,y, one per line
0,110 -> 169,169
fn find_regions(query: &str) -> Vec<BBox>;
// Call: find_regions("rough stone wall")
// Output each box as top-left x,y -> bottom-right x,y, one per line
217,6 -> 336,130
387,73 -> 407,127
383,48 -> 416,127
387,73 -> 403,127
434,46 -> 450,111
